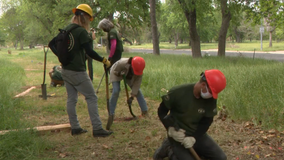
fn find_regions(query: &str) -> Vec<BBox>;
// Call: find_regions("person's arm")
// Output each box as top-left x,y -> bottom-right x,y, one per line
109,39 -> 117,58
190,117 -> 213,140
82,42 -> 103,61
82,42 -> 111,67
158,101 -> 172,129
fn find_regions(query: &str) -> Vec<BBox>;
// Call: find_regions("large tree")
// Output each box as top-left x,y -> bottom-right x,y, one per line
217,0 -> 231,56
177,0 -> 201,58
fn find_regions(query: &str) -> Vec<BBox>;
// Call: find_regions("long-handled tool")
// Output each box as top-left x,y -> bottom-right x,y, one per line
104,66 -> 113,130
123,75 -> 136,118
95,73 -> 105,93
189,148 -> 201,160
41,46 -> 49,100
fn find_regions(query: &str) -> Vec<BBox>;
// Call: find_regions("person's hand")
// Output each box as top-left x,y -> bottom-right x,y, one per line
108,57 -> 112,61
127,96 -> 134,106
102,57 -> 111,68
168,127 -> 186,143
182,137 -> 196,148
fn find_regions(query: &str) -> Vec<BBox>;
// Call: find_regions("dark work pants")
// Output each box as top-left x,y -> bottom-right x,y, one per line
168,133 -> 227,160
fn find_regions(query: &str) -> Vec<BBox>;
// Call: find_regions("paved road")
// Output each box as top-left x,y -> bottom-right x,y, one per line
130,49 -> 284,62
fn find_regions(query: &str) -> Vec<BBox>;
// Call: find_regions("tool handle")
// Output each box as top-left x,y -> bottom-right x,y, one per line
189,148 -> 201,160
104,65 -> 110,115
123,75 -> 136,118
42,46 -> 49,84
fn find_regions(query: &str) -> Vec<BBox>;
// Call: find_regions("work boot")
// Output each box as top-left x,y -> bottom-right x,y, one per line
93,129 -> 113,137
153,138 -> 171,160
71,128 -> 88,136
106,115 -> 115,130
142,111 -> 149,117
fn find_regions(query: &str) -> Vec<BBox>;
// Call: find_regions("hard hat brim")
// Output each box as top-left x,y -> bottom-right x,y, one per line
133,70 -> 143,76
72,8 -> 76,14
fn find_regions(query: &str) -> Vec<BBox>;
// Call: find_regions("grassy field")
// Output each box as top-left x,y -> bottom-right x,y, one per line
126,40 -> 284,52
0,47 -> 284,159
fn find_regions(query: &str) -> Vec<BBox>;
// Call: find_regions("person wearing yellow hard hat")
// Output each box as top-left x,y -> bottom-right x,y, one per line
153,69 -> 227,160
59,4 -> 112,137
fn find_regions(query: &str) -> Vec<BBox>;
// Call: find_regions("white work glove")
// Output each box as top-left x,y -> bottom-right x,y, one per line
168,127 -> 186,143
182,136 -> 196,148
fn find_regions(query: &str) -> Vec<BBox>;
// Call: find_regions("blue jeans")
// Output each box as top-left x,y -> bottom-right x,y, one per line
109,81 -> 148,115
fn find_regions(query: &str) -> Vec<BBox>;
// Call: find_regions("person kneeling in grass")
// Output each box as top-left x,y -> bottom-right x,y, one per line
153,69 -> 227,160
49,65 -> 64,87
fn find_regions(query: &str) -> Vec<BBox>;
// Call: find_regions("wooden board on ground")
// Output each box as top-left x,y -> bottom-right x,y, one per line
0,123 -> 71,135
14,86 -> 36,98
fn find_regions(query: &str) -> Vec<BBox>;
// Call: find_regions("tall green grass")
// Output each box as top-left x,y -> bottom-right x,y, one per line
0,59 -> 52,160
126,41 -> 284,52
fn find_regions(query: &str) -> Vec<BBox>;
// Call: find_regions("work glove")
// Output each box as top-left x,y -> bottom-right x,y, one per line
182,137 -> 196,148
102,57 -> 111,68
127,96 -> 134,106
168,126 -> 186,143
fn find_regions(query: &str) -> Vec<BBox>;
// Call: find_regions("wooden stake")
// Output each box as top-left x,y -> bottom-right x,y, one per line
0,123 -> 71,135
14,86 -> 36,98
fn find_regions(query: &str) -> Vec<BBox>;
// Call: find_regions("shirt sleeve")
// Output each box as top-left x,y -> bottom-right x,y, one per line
161,89 -> 176,110
109,39 -> 117,58
79,29 -> 92,45
82,43 -> 104,62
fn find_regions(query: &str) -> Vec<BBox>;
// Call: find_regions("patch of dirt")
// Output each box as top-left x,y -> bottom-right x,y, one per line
208,108 -> 284,160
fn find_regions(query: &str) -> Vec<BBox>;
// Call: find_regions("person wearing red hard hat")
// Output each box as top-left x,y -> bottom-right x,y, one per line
153,69 -> 227,160
108,56 -> 148,129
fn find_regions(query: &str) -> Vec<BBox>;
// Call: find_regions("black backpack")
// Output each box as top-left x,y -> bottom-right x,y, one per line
48,25 -> 80,66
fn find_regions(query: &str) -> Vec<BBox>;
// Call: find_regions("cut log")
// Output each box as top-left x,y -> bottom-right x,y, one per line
14,86 -> 36,98
0,123 -> 71,135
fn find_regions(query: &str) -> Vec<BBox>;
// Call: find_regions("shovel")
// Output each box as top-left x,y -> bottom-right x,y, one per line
104,66 -> 113,130
41,46 -> 48,100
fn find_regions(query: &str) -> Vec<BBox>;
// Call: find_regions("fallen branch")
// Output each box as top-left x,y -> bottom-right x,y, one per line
14,86 -> 36,98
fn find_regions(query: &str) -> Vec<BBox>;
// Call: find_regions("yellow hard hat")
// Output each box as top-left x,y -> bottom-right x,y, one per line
72,4 -> 93,21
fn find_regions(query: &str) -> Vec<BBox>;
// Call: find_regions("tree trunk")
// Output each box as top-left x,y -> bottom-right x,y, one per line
20,39 -> 24,50
174,32 -> 179,48
149,0 -> 160,55
234,27 -> 241,43
178,0 -> 201,58
218,0 -> 231,57
269,31 -> 272,47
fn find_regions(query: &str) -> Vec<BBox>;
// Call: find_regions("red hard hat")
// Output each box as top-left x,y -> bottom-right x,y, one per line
131,56 -> 145,75
204,69 -> 226,99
